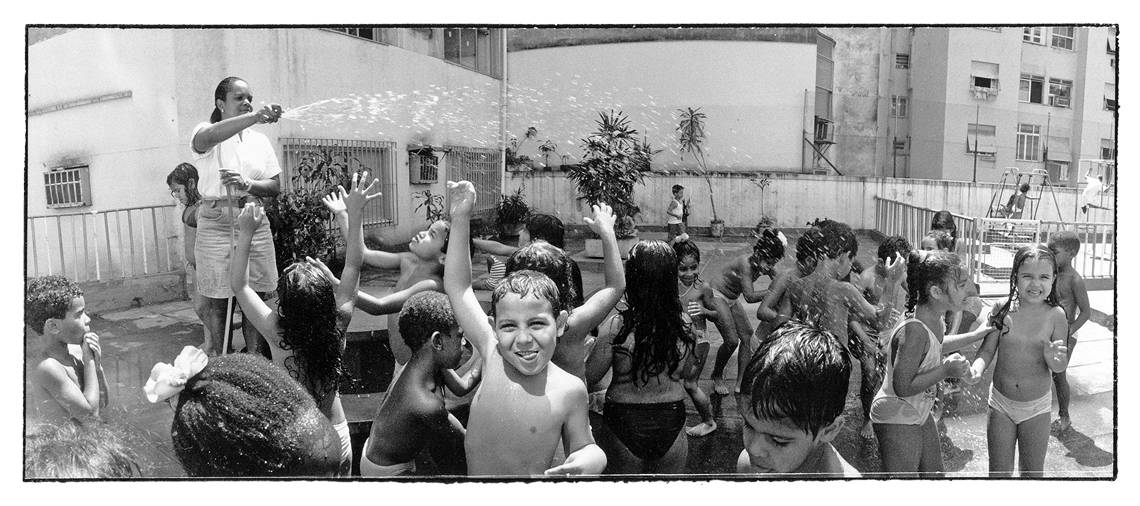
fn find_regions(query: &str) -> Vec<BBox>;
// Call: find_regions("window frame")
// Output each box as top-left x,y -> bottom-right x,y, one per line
967,123 -> 998,157
895,53 -> 910,69
1047,160 -> 1070,182
1016,123 -> 1042,162
1050,27 -> 1075,50
44,165 -> 92,209
1023,27 -> 1045,44
1048,78 -> 1073,108
890,95 -> 908,118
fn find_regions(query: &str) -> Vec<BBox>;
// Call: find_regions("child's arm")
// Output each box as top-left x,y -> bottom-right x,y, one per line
666,199 -> 682,220
699,285 -> 720,320
756,273 -> 790,323
473,238 -> 518,257
942,324 -> 996,354
566,203 -> 625,334
966,323 -> 1001,384
1070,274 -> 1092,337
544,383 -> 606,475
355,279 -> 442,316
35,334 -> 103,418
1045,307 -> 1071,373
184,225 -> 197,269
442,355 -> 482,396
322,190 -> 403,270
333,173 -> 382,317
443,181 -> 495,359
850,257 -> 905,330
737,258 -> 767,304
891,322 -> 968,396
229,204 -> 279,340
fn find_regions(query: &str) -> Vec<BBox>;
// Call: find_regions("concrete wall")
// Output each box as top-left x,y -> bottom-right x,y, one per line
505,171 -> 1114,232
507,39 -> 817,173
823,28 -> 888,177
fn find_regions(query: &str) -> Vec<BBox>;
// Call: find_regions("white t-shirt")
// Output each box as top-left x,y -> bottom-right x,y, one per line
666,198 -> 683,225
190,122 -> 282,200
1082,175 -> 1104,207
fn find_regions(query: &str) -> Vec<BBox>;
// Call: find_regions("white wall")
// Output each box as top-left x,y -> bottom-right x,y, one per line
507,40 -> 817,172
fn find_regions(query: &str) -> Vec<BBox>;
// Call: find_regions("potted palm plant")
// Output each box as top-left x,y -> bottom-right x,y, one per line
567,110 -> 658,259
676,107 -> 724,237
496,187 -> 530,238
505,126 -> 539,172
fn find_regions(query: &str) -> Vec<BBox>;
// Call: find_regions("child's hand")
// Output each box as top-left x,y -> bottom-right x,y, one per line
343,171 -> 382,216
305,256 -> 341,289
942,353 -> 970,378
321,188 -> 348,215
687,301 -> 704,320
447,180 -> 477,217
543,453 -> 590,476
884,252 -> 906,282
962,364 -> 983,385
583,202 -> 617,237
236,203 -> 263,234
1045,340 -> 1069,369
82,332 -> 102,361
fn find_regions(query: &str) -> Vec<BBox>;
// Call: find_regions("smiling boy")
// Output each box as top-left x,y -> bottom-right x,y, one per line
736,322 -> 859,477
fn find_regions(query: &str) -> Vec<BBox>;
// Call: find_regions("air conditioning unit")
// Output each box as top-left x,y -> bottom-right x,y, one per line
408,146 -> 438,184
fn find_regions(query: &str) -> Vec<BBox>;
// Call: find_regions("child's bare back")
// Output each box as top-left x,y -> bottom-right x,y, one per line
1052,267 -> 1085,324
788,274 -> 855,337
366,368 -> 453,468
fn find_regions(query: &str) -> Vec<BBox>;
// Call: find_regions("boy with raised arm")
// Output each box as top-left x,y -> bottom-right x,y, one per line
444,180 -> 606,476
26,276 -> 108,424
361,291 -> 480,476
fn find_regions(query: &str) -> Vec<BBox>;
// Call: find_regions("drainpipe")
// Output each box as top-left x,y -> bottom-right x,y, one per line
802,88 -> 808,173
500,29 -> 509,198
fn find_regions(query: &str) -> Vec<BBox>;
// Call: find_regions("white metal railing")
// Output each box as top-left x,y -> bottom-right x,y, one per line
26,204 -> 182,282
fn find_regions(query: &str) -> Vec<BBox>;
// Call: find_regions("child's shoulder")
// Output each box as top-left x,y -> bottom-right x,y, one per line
33,355 -> 76,384
546,363 -> 588,397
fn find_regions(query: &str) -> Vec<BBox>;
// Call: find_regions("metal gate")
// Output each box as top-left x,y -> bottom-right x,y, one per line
968,217 -> 1041,295
445,145 -> 502,215
279,138 -> 397,228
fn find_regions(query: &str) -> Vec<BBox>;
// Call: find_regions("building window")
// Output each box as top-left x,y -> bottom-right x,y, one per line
1016,123 -> 1042,161
976,27 -> 1002,32
328,27 -> 392,45
1105,83 -> 1117,111
967,123 -> 997,157
1023,27 -> 1044,44
1048,160 -> 1070,182
895,53 -> 910,69
1050,26 -> 1075,50
891,96 -> 908,118
444,28 -> 495,75
1020,74 -> 1045,104
1048,78 -> 1072,108
44,165 -> 92,208
1101,139 -> 1115,161
893,138 -> 909,153
280,138 -> 397,227
970,61 -> 999,97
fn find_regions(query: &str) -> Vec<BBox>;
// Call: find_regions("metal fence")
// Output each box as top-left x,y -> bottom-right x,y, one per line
26,204 -> 182,282
446,145 -> 501,215
873,196 -> 977,276
279,138 -> 397,228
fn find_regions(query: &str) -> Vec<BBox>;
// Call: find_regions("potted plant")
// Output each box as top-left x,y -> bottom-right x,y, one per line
676,107 -> 724,237
412,188 -> 446,222
496,186 -> 530,238
567,110 -> 659,259
505,126 -> 538,172
538,139 -> 558,170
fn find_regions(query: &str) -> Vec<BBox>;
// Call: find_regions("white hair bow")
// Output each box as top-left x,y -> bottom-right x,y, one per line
143,346 -> 208,404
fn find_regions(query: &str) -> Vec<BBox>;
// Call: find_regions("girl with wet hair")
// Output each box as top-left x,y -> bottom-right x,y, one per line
967,244 -> 1069,477
170,353 -> 342,477
594,240 -> 696,474
870,250 -> 994,476
24,422 -> 141,479
230,172 -> 379,476
672,239 -> 719,437
930,210 -> 958,251
757,227 -> 819,338
166,163 -> 215,354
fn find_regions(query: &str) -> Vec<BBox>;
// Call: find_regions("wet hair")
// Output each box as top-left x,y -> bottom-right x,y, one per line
921,230 -> 955,252
505,241 -> 582,310
437,220 -> 476,259
1019,183 -> 1031,194
276,262 -> 344,400
25,275 -> 83,335
904,250 -> 962,314
166,162 -> 202,206
1047,230 -> 1081,254
614,240 -> 695,386
210,76 -> 245,124
673,238 -> 701,265
398,291 -> 458,351
672,184 -> 684,193
742,321 -> 850,437
524,213 -> 566,249
490,269 -> 564,318
877,235 -> 912,264
171,353 -> 341,477
24,422 -> 141,479
930,211 -> 957,247
794,228 -> 821,276
815,219 -> 857,260
752,228 -> 786,267
990,244 -> 1060,331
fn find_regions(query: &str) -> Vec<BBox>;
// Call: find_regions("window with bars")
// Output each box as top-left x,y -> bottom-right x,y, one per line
445,145 -> 502,215
1050,27 -> 1075,50
890,96 -> 908,118
893,138 -> 908,153
280,138 -> 397,227
1023,27 -> 1044,44
895,53 -> 910,69
44,165 -> 92,208
967,123 -> 997,156
1020,74 -> 1045,104
408,147 -> 439,184
1048,78 -> 1072,108
1016,124 -> 1041,161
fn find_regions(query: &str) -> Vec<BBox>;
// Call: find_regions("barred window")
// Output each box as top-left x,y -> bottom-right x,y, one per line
280,138 -> 397,227
44,165 -> 91,209
895,53 -> 910,69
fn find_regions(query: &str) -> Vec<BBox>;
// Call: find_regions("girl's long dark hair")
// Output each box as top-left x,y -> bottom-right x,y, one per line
903,250 -> 961,315
614,240 -> 694,386
166,162 -> 202,206
990,244 -> 1059,331
277,262 -> 344,400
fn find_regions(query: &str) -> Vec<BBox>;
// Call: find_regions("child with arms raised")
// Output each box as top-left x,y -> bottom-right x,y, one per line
736,321 -> 859,476
968,245 -> 1069,477
231,171 -> 378,475
444,180 -> 606,476
673,239 -> 719,436
1047,231 -> 1090,432
361,291 -> 479,476
26,276 -> 108,424
871,250 -> 994,476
